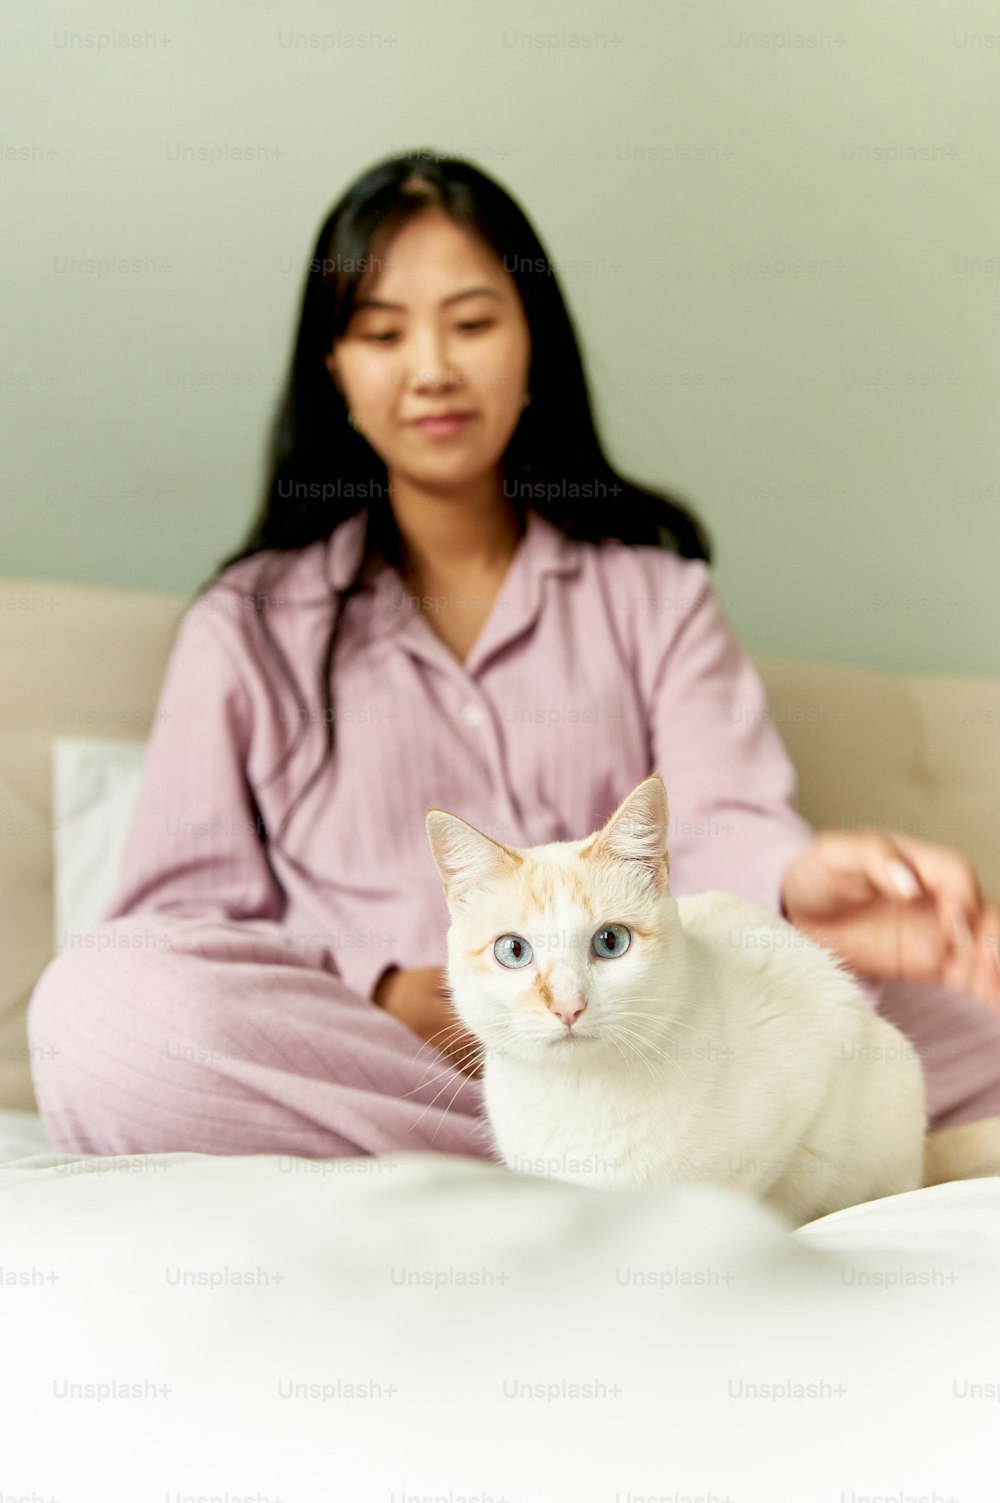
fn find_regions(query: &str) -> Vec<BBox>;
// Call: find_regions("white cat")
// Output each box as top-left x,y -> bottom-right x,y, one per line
425,773 -> 927,1227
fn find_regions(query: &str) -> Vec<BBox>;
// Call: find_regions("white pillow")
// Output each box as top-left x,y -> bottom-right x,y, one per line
52,736 -> 148,950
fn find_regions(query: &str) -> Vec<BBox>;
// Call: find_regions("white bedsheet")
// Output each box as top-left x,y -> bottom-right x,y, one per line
2,1108 -> 998,1500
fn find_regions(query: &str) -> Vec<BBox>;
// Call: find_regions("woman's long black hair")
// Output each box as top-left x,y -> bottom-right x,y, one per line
192,150 -> 713,846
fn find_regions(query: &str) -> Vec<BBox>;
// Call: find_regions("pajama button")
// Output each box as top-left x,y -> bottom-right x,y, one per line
461,703 -> 486,726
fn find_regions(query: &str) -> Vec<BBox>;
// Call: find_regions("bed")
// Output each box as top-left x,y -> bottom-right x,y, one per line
3,577 -> 1000,1497
3,1106 -> 1000,1499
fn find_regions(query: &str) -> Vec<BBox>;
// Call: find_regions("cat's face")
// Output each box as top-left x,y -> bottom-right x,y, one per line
425,774 -> 681,1064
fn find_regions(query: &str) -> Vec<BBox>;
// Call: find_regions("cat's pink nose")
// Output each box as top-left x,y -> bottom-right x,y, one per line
552,996 -> 587,1028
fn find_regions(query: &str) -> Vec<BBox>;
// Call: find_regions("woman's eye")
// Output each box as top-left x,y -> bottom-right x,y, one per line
494,934 -> 533,969
358,321 -> 491,342
592,924 -> 631,959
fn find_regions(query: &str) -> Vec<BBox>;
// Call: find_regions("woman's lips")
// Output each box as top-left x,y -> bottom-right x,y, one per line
409,414 -> 474,438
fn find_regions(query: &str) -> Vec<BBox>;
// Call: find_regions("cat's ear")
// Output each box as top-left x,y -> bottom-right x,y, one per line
591,774 -> 670,894
425,809 -> 521,909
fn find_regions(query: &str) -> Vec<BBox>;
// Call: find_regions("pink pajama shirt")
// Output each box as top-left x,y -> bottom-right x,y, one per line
26,507 -> 1000,1157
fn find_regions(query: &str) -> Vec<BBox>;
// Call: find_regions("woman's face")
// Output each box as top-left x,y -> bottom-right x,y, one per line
325,207 -> 531,493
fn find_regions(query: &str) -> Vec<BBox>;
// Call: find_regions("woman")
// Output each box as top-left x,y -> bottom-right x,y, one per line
27,152 -> 1000,1159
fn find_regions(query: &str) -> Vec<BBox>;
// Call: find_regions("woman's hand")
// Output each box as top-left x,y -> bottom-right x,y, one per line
780,830 -> 1000,1010
372,965 -> 484,1079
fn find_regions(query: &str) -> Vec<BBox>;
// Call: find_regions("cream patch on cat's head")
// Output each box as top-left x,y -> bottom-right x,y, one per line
424,775 -> 681,1063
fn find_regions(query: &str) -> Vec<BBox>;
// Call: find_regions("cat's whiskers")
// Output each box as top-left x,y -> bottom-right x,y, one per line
413,1018 -> 473,1061
613,1006 -> 730,1084
402,1043 -> 483,1103
407,1054 -> 483,1128
602,1023 -> 664,1090
404,1021 -> 523,1127
623,1028 -> 711,1091
621,1015 -> 695,1063
613,1011 -> 710,1060
426,1028 -> 521,1142
602,1032 -> 631,1071
416,1018 -> 530,1139
605,1020 -> 687,1090
428,1067 -> 480,1143
614,1004 -> 717,1044
401,1024 -> 484,1105
413,1017 -> 490,1067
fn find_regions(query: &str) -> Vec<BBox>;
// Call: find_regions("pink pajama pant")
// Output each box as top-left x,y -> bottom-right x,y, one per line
25,913 -> 1000,1158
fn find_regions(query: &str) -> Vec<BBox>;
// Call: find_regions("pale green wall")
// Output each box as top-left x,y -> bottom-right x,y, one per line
4,0 -> 999,673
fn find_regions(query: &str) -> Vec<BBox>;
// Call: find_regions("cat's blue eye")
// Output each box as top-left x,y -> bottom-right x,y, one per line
592,923 -> 631,959
494,934 -> 533,969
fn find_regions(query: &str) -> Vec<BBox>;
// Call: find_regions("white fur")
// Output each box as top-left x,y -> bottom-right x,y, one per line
425,776 -> 927,1228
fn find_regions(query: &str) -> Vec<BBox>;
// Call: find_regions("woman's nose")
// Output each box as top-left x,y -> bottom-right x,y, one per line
406,326 -> 460,391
